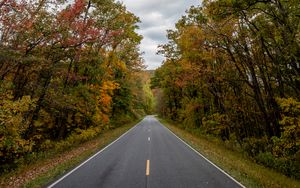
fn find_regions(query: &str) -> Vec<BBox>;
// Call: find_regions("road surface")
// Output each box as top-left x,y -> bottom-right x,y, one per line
48,116 -> 244,188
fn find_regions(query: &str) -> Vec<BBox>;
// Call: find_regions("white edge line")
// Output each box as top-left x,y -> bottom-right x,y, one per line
47,120 -> 143,188
159,121 -> 246,188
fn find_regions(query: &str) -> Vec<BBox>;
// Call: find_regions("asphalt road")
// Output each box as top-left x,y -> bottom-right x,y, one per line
48,115 -> 244,188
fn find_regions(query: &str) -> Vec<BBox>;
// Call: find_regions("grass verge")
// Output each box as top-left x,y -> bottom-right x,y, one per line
159,118 -> 300,188
0,119 -> 140,188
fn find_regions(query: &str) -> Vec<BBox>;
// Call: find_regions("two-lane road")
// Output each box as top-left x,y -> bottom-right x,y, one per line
48,116 -> 244,188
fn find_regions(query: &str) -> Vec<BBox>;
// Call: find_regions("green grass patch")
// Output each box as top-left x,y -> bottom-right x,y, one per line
0,119 -> 140,188
159,118 -> 300,188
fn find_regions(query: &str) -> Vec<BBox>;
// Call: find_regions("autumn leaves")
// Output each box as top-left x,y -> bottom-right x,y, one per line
0,0 -> 149,171
152,0 -> 300,178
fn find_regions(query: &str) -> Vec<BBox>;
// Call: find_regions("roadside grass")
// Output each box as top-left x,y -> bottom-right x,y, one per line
159,118 -> 300,188
0,119 -> 140,188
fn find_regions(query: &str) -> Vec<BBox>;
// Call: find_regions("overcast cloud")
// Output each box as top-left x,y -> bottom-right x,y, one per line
121,0 -> 201,70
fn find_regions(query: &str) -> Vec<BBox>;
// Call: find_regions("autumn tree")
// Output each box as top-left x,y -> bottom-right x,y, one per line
0,0 -> 150,172
152,0 -> 300,178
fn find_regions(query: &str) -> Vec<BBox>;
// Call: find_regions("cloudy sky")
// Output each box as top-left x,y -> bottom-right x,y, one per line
121,0 -> 201,70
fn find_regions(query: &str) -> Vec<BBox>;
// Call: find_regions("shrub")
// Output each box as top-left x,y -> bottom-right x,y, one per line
202,113 -> 230,140
256,152 -> 275,168
242,137 -> 269,157
179,98 -> 204,129
0,95 -> 36,172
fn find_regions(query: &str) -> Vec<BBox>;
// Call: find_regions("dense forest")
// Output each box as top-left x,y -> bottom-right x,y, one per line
152,0 -> 300,179
0,0 -> 153,172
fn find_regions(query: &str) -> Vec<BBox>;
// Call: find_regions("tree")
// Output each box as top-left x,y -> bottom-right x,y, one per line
152,1 -> 300,178
0,0 -> 150,172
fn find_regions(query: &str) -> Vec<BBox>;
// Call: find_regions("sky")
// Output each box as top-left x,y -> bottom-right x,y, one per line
121,0 -> 201,70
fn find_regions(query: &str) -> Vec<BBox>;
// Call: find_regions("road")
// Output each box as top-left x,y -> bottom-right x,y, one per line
48,115 -> 244,188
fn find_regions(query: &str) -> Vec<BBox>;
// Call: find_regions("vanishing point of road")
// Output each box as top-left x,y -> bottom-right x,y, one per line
48,115 -> 245,188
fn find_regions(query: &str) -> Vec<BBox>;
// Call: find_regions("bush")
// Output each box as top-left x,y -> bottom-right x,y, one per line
53,127 -> 102,152
242,137 -> 269,157
0,95 -> 36,172
202,113 -> 230,140
179,98 -> 203,129
256,152 -> 300,179
256,152 -> 275,168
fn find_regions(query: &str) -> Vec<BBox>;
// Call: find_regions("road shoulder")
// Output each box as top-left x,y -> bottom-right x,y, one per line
159,118 -> 300,188
0,120 -> 139,188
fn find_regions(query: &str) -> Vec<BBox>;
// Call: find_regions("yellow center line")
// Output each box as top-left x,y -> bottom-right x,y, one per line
146,160 -> 150,176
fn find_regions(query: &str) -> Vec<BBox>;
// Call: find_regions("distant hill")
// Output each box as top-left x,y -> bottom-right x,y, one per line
144,70 -> 155,76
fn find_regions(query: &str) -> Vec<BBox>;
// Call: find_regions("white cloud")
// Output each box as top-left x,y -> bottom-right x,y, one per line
121,0 -> 201,69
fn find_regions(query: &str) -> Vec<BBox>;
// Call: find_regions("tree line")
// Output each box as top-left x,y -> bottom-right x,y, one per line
0,0 -> 152,172
152,0 -> 300,178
